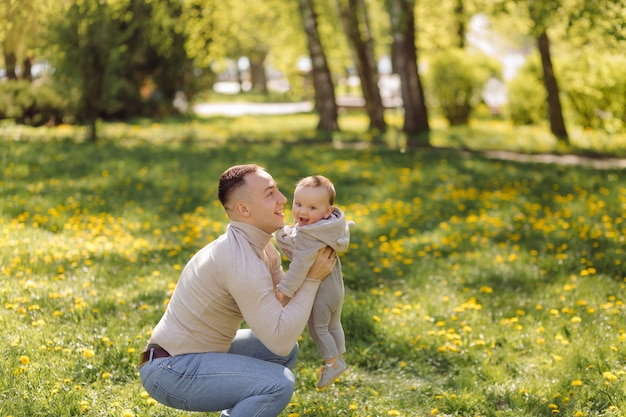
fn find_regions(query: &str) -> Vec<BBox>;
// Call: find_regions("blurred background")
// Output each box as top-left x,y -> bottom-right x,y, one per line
1,0 -> 625,146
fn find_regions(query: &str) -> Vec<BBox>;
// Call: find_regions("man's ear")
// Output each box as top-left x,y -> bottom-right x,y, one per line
234,201 -> 250,217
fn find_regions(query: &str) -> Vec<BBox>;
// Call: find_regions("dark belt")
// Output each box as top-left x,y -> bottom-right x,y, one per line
138,344 -> 171,368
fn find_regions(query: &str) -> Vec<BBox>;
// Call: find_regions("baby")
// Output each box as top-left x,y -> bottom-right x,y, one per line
275,175 -> 353,389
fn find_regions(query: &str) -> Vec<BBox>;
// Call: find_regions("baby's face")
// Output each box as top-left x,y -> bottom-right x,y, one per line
292,186 -> 333,226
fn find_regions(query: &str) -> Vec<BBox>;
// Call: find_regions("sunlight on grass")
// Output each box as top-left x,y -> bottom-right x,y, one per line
1,126 -> 625,416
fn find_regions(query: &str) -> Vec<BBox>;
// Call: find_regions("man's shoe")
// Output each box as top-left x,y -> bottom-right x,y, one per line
317,357 -> 347,389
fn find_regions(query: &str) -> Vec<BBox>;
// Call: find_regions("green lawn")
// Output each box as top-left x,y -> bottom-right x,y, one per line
1,115 -> 625,417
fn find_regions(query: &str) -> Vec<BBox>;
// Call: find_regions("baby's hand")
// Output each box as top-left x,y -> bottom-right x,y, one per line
275,288 -> 290,307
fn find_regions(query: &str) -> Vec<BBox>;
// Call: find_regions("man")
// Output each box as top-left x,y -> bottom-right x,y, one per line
139,164 -> 336,417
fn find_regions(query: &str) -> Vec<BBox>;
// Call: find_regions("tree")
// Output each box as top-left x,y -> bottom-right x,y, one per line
298,0 -> 339,133
336,0 -> 386,132
428,48 -> 500,126
115,0 -> 192,117
487,0 -> 569,143
536,28 -> 567,142
211,1 -> 274,94
44,0 -> 116,142
387,0 -> 429,145
42,0 -> 197,141
0,0 -> 39,81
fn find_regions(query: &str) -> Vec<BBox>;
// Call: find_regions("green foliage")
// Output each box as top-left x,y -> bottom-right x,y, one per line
41,0 -> 194,128
1,124 -> 626,416
506,54 -> 547,126
426,48 -> 501,126
43,0 -> 120,130
0,79 -> 67,126
560,52 -> 626,133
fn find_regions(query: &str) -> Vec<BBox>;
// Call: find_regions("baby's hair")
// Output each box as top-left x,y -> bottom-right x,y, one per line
296,175 -> 336,205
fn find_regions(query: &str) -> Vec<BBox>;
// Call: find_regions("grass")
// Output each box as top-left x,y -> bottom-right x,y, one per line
1,112 -> 625,417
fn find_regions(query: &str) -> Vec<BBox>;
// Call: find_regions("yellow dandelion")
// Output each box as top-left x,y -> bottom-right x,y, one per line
430,408 -> 439,415
19,356 -> 30,365
82,348 -> 95,358
13,366 -> 26,375
603,371 -> 617,381
571,380 -> 583,387
122,410 -> 134,417
373,315 -> 381,323
387,410 -> 400,416
102,372 -> 111,379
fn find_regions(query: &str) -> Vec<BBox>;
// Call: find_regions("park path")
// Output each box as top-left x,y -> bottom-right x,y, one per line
193,101 -> 626,170
477,150 -> 626,170
193,101 -> 314,116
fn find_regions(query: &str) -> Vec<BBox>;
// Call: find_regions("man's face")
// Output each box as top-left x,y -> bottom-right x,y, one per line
241,170 -> 288,233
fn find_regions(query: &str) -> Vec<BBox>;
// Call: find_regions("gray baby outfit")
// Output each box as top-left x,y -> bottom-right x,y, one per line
276,207 -> 352,360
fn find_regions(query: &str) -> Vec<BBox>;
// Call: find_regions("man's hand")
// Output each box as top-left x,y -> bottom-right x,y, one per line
307,246 -> 337,281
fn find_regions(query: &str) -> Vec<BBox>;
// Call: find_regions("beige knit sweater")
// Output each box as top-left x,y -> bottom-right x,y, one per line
148,221 -> 322,356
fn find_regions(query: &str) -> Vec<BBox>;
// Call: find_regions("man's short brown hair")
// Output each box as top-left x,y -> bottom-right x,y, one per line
218,164 -> 262,207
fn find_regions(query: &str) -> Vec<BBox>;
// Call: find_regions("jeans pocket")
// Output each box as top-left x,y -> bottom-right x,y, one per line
149,382 -> 190,411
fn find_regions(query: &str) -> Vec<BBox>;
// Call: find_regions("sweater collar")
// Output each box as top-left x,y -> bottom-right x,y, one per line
229,221 -> 274,255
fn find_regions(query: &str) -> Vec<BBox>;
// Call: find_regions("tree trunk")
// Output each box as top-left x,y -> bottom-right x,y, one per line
22,55 -> 33,81
298,0 -> 339,133
249,51 -> 269,94
454,0 -> 465,48
337,0 -> 386,133
388,0 -> 429,146
88,118 -> 98,143
537,30 -> 569,144
4,51 -> 18,80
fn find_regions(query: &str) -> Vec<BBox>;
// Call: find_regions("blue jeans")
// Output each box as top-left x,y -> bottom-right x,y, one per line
139,329 -> 298,417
